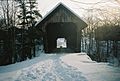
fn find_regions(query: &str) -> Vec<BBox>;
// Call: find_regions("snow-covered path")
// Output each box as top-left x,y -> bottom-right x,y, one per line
0,53 -> 120,81
15,54 -> 87,81
50,57 -> 87,81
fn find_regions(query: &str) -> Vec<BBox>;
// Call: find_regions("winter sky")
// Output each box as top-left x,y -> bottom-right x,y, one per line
37,0 -> 120,18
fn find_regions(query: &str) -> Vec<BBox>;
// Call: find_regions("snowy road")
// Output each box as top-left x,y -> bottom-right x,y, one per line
0,53 -> 120,81
16,54 -> 88,81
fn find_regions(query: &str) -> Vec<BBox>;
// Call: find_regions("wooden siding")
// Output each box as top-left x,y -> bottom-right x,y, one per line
41,7 -> 85,32
36,3 -> 87,53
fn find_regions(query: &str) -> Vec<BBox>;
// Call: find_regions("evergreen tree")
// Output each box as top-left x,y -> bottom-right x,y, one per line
16,0 -> 42,28
26,0 -> 42,27
15,0 -> 42,61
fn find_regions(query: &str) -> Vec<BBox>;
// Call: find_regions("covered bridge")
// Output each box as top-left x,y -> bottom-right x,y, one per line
36,3 -> 87,53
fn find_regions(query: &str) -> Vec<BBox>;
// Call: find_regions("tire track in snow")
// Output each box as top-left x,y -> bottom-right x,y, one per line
15,55 -> 88,81
52,58 -> 88,81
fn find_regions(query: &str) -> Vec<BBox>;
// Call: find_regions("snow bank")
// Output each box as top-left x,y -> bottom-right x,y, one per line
61,53 -> 120,81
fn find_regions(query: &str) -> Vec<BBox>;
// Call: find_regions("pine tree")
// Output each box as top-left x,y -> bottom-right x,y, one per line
16,0 -> 42,28
15,0 -> 42,61
26,0 -> 42,27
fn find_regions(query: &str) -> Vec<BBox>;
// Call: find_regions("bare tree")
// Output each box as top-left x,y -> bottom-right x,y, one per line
71,0 -> 120,63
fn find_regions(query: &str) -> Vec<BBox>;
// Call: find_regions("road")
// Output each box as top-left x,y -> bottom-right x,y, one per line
16,54 -> 88,81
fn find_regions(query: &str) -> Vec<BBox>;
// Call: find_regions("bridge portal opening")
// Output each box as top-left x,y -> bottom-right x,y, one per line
57,38 -> 67,48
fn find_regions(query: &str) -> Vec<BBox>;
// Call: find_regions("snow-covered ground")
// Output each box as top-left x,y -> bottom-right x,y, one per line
0,53 -> 120,81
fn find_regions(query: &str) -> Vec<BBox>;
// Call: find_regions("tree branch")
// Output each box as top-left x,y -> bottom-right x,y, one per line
70,0 -> 108,5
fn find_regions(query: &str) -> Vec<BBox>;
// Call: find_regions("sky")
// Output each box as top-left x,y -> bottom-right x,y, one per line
37,0 -> 120,18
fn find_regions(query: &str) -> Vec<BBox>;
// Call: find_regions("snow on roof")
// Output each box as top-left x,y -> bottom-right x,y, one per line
35,2 -> 87,27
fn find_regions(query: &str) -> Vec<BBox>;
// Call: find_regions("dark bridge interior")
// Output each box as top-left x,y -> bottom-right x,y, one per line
44,22 -> 77,53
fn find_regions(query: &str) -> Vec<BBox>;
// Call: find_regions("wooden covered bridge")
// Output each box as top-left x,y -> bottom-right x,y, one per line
36,3 -> 87,53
